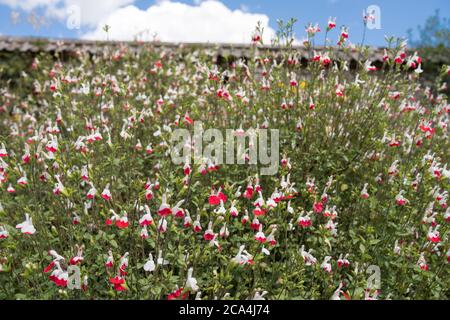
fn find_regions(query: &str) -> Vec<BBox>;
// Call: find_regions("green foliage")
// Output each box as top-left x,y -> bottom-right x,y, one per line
0,23 -> 448,300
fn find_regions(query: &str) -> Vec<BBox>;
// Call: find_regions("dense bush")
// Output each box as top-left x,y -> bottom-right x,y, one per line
0,24 -> 449,300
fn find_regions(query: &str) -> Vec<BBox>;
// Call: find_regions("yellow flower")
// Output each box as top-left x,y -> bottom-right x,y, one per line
300,81 -> 306,89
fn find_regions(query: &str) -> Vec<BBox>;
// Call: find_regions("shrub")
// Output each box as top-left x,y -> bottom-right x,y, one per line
0,23 -> 448,300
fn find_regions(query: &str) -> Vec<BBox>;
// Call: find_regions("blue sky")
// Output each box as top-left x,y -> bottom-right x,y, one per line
0,0 -> 448,46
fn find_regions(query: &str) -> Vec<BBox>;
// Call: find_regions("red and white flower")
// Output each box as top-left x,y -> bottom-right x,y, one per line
321,256 -> 332,273
140,225 -> 149,239
266,227 -> 277,246
110,275 -> 127,291
118,252 -> 129,276
337,254 -> 350,268
0,226 -> 9,239
327,17 -> 336,30
417,253 -> 428,271
105,250 -> 114,268
52,175 -> 65,195
0,144 -> 8,158
158,217 -> 168,233
183,211 -> 192,228
297,212 -> 312,228
209,188 -> 227,205
300,245 -> 317,266
146,143 -> 153,154
203,221 -> 215,241
101,183 -> 112,201
193,215 -> 202,232
229,201 -> 239,217
49,261 -> 68,287
331,282 -> 350,300
86,182 -> 97,199
427,225 -> 441,243
395,190 -> 408,206
360,183 -> 369,199
364,60 -> 377,72
255,225 -> 266,243
7,184 -> 15,193
219,223 -> 230,239
80,165 -> 89,181
139,205 -> 154,226
158,193 -> 172,216
70,245 -> 84,265
116,212 -> 129,229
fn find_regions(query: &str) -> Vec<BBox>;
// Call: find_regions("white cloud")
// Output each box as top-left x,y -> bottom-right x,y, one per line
0,0 -> 135,27
82,0 -> 276,44
0,0 -> 276,44
239,4 -> 249,12
0,0 -> 59,11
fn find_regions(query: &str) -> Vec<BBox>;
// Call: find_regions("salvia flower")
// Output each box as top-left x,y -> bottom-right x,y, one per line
232,245 -> 254,265
0,226 -> 8,239
143,253 -> 155,272
417,253 -> 428,271
331,282 -> 349,300
109,274 -> 127,291
183,210 -> 192,228
266,227 -> 277,246
193,215 -> 202,232
395,190 -> 408,206
253,291 -> 268,300
255,225 -> 266,243
298,212 -> 312,228
105,250 -> 114,268
44,250 -> 65,273
229,201 -> 239,217
139,205 -> 154,226
86,183 -> 97,199
49,261 -> 68,287
158,217 -> 168,233
140,225 -> 149,239
209,188 -> 227,205
15,214 -> 36,235
158,193 -> 172,216
321,256 -> 332,273
203,221 -> 215,241
69,245 -> 84,265
427,225 -> 441,243
101,183 -> 112,201
118,252 -> 129,276
157,250 -> 169,266
337,254 -> 350,268
219,223 -> 230,238
185,267 -> 199,293
0,144 -> 8,158
116,212 -> 129,229
360,183 -> 369,199
327,17 -> 336,30
300,245 -> 317,266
